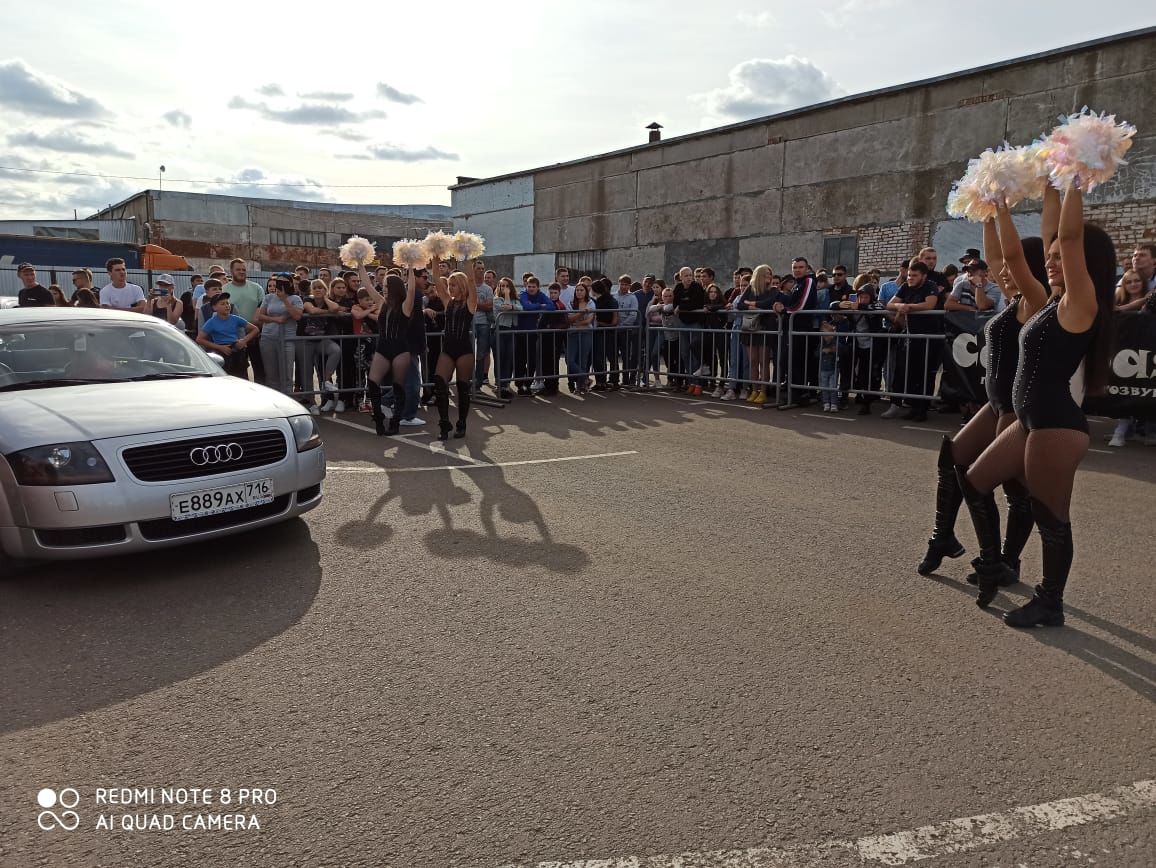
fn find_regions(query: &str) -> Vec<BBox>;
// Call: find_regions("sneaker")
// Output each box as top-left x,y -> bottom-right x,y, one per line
358,401 -> 372,413
1108,433 -> 1126,448
695,365 -> 711,377
307,405 -> 320,416
531,379 -> 544,392
320,399 -> 335,412
334,400 -> 346,413
400,417 -> 425,427
721,389 -> 736,401
739,388 -> 750,401
381,405 -> 393,420
710,387 -> 723,398
880,404 -> 904,419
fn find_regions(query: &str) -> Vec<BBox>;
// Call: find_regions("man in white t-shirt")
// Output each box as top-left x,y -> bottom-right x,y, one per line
99,257 -> 146,312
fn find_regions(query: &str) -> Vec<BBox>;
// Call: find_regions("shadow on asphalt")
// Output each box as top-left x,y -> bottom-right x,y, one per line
0,518 -> 322,734
926,573 -> 1155,704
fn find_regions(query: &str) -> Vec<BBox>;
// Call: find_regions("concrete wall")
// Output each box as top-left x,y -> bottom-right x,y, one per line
451,30 -> 1156,279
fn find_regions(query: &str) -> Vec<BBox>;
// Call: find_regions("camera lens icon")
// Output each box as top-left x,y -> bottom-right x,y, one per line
37,788 -> 80,831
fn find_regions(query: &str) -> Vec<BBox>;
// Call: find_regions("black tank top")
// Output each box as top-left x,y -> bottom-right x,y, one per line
983,297 -> 1021,413
444,301 -> 473,343
378,305 -> 410,343
1012,298 -> 1095,421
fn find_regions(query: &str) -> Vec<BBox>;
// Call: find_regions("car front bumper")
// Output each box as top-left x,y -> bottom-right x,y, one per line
0,420 -> 326,563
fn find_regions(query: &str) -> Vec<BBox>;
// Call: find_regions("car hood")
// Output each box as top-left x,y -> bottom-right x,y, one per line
0,376 -> 306,451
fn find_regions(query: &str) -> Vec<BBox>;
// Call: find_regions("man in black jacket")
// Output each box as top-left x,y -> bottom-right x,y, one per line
16,263 -> 53,307
674,266 -> 706,394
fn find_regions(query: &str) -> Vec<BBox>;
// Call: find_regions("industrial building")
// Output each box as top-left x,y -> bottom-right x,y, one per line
91,191 -> 453,272
450,28 -> 1156,282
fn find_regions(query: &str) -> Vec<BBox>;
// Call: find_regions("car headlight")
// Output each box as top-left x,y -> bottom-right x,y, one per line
287,414 -> 322,452
7,442 -> 115,485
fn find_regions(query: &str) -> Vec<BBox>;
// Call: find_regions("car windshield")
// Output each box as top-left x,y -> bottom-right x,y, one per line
0,320 -> 220,391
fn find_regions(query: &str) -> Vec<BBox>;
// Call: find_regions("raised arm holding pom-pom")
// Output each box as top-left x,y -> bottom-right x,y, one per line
1055,185 -> 1098,335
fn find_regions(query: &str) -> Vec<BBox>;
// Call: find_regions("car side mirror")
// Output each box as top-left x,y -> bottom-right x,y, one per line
207,352 -> 225,367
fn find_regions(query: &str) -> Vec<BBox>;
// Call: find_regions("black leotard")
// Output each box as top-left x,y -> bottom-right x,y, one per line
1012,298 -> 1096,434
442,301 -> 474,359
983,296 -> 1021,415
375,306 -> 411,360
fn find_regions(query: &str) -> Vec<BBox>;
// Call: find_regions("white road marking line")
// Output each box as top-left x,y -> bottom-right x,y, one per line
802,412 -> 856,423
501,780 -> 1156,868
327,450 -> 639,473
902,426 -> 956,434
1088,448 -> 1113,455
322,417 -> 487,465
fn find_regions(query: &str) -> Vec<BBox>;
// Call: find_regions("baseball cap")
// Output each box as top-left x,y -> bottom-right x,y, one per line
644,273 -> 656,280
16,262 -> 34,274
960,248 -> 981,263
156,274 -> 175,286
964,259 -> 989,272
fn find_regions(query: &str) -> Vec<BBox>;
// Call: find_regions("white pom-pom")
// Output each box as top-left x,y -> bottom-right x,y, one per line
392,239 -> 430,269
339,235 -> 376,268
1042,107 -> 1136,191
946,141 -> 1051,222
449,231 -> 485,261
422,230 -> 453,261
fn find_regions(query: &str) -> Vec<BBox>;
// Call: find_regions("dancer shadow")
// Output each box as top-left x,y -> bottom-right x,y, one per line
335,469 -> 473,549
926,573 -> 1155,704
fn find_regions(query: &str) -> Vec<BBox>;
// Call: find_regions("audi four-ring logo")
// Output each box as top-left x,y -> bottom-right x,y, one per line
189,443 -> 244,465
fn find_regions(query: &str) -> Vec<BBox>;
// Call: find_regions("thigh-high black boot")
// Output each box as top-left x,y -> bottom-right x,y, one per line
455,380 -> 470,438
957,469 -> 1018,608
366,379 -> 386,436
917,436 -> 966,575
434,375 -> 452,441
1004,498 -> 1069,628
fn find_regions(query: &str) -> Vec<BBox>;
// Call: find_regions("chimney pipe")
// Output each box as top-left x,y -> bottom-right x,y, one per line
646,122 -> 663,144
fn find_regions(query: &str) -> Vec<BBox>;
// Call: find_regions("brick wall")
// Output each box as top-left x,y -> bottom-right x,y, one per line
823,221 -> 932,274
1084,202 -> 1156,262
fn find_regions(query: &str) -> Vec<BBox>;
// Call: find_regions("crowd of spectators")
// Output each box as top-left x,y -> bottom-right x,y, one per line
10,239 -> 1156,444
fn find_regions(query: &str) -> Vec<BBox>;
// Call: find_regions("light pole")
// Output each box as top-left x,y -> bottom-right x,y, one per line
159,165 -> 166,197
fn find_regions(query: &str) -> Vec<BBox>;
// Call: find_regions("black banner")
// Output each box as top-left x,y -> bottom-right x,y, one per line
1083,311 -> 1156,420
940,312 -> 991,406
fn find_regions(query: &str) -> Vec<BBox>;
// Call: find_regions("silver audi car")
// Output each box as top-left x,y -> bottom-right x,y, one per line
0,308 -> 325,568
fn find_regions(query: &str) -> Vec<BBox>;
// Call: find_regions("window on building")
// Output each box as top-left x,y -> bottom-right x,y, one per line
33,226 -> 99,240
556,250 -> 606,280
270,228 -> 327,248
822,235 -> 858,274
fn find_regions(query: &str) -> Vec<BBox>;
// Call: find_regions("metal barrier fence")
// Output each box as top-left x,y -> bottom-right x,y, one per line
0,264 -> 294,301
196,306 -> 960,415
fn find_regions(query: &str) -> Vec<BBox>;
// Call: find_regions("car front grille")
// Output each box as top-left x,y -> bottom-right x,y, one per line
137,494 -> 291,540
122,429 -> 288,482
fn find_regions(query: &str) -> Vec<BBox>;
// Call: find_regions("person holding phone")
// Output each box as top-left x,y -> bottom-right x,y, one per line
146,275 -> 184,325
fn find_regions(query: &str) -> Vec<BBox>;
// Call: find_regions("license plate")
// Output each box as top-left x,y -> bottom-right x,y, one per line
170,478 -> 274,521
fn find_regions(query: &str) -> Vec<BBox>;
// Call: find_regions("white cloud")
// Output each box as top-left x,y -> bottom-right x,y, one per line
299,91 -> 354,102
339,144 -> 459,163
320,128 -> 371,142
376,83 -> 422,105
227,96 -> 386,125
694,56 -> 842,121
737,10 -> 775,27
8,129 -> 134,158
207,167 -> 334,201
257,83 -> 283,97
0,59 -> 111,120
163,109 -> 192,128
821,0 -> 901,27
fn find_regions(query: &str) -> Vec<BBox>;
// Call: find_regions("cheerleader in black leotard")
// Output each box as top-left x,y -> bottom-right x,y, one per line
432,268 -> 478,441
358,265 -> 417,436
960,186 -> 1117,625
917,190 -> 1057,587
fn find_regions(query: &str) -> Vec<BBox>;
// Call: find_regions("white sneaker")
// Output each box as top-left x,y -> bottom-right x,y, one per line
322,382 -> 337,394
531,379 -> 544,392
711,387 -> 723,398
696,365 -> 711,377
319,399 -> 335,412
1108,433 -> 1126,447
880,404 -> 904,419
738,388 -> 750,400
307,405 -> 320,416
334,400 -> 346,413
721,389 -> 736,401
400,417 -> 425,427
381,405 -> 393,420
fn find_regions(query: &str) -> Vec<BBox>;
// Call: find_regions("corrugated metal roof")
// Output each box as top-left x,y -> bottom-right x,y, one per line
0,219 -> 138,243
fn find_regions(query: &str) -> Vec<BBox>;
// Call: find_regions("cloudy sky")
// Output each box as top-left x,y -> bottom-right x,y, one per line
1,0 -> 1152,218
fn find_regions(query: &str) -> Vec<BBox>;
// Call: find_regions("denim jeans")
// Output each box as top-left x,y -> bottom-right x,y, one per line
819,355 -> 838,404
259,333 -> 295,395
678,323 -> 703,384
496,331 -> 516,389
566,329 -> 593,388
615,327 -> 639,386
647,329 -> 665,381
472,321 -> 493,387
403,355 -> 422,420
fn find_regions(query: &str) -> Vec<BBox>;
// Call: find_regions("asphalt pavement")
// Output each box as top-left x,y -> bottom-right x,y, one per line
1,390 -> 1153,867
